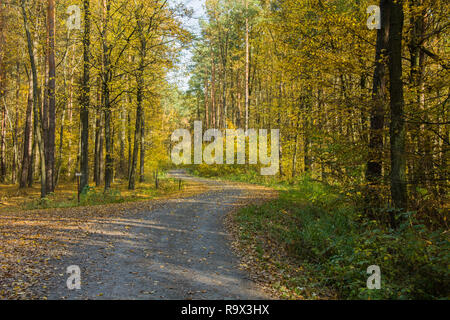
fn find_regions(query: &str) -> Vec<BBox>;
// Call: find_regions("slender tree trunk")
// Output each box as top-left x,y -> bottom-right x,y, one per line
0,3 -> 5,183
28,135 -> 36,187
303,116 -> 311,173
20,77 -> 34,188
292,110 -> 301,179
101,0 -> 113,191
236,73 -> 242,128
67,83 -> 73,178
94,76 -> 100,185
221,35 -> 228,129
12,63 -> 20,184
80,0 -> 91,192
0,103 -> 5,183
408,0 -> 430,188
366,0 -> 390,206
139,113 -> 145,183
129,6 -> 147,189
204,73 -> 209,127
388,0 -> 407,217
21,1 -> 46,197
128,68 -> 143,190
127,111 -> 132,177
244,0 -> 249,131
45,0 -> 56,193
211,48 -> 216,128
94,108 -> 104,187
278,82 -> 283,177
54,103 -> 65,187
118,109 -> 126,177
111,111 -> 115,183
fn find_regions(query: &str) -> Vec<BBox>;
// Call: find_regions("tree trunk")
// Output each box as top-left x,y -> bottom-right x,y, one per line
21,1 -> 47,197
80,0 -> 90,192
128,6 -> 147,190
366,0 -> 390,205
12,63 -> 20,184
94,76 -> 100,185
204,74 -> 209,127
139,112 -> 145,183
0,103 -> 5,183
388,0 -> 407,217
28,128 -> 36,187
303,116 -> 311,173
0,3 -> 5,183
94,107 -> 104,187
128,68 -> 143,190
127,111 -> 132,177
211,49 -> 216,128
244,0 -> 249,131
20,76 -> 34,188
45,0 -> 56,193
101,0 -> 113,191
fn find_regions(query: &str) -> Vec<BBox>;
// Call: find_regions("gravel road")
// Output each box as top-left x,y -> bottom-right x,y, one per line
44,170 -> 270,300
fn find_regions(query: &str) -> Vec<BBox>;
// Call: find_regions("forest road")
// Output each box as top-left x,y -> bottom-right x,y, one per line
45,170 -> 271,300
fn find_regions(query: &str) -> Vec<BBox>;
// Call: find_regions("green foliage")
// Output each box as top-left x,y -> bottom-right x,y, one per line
22,193 -> 62,210
233,177 -> 449,299
189,164 -> 283,186
22,188 -> 126,210
79,188 -> 125,206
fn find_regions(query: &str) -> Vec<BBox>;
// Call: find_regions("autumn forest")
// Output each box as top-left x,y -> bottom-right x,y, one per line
0,0 -> 448,300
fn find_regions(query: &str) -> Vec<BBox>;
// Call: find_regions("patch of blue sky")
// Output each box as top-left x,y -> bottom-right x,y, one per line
167,0 -> 206,92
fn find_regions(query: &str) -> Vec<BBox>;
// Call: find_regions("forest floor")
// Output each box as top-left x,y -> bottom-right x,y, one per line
0,174 -> 204,213
0,170 -> 278,299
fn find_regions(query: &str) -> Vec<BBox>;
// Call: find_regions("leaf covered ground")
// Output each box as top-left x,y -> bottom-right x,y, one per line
0,178 -> 207,299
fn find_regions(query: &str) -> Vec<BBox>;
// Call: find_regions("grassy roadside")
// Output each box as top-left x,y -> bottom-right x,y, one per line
190,166 -> 449,300
0,172 -> 206,213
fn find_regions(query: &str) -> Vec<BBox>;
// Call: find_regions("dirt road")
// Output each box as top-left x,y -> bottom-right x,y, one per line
43,170 -> 271,300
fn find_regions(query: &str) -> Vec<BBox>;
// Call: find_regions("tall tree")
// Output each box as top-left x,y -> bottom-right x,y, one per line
80,0 -> 91,192
366,0 -> 390,204
101,0 -> 113,191
21,0 -> 46,197
127,3 -> 145,190
0,0 -> 6,183
46,0 -> 56,192
20,76 -> 33,188
244,0 -> 249,131
388,0 -> 408,217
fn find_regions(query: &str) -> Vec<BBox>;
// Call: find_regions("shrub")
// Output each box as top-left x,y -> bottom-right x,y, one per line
235,177 -> 449,299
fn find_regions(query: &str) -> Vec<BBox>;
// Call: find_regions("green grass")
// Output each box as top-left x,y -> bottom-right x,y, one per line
20,177 -> 184,211
191,165 -> 449,299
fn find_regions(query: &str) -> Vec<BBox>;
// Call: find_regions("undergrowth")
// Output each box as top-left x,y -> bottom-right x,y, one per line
21,177 -> 182,211
191,165 -> 449,299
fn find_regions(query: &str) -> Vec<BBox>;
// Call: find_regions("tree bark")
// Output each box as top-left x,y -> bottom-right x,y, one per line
139,112 -> 145,183
80,0 -> 91,192
128,5 -> 147,190
45,0 -> 56,193
12,63 -> 20,184
211,48 -> 216,128
20,76 -> 34,188
244,0 -> 249,131
101,0 -> 113,191
0,2 -> 6,183
388,0 -> 408,217
365,0 -> 391,213
0,102 -> 5,183
21,0 -> 47,197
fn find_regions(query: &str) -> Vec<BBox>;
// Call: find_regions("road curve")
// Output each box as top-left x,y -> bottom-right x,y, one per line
45,170 -> 270,300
